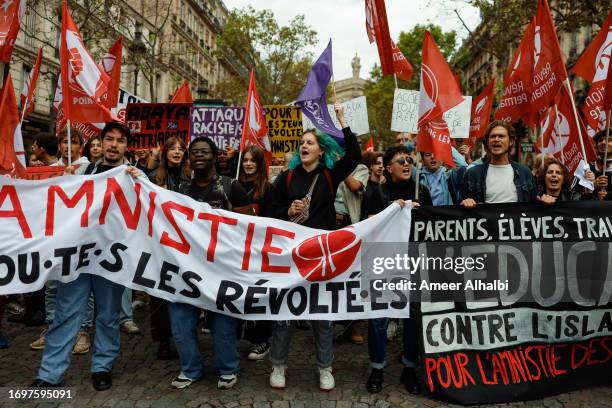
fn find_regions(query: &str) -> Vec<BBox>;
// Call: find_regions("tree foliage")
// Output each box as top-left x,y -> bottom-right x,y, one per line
214,6 -> 318,104
365,24 -> 458,147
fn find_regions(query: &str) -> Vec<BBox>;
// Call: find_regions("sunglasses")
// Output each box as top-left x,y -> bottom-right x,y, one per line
392,158 -> 412,166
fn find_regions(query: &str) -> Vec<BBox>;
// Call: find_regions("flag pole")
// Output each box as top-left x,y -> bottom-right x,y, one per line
331,74 -> 338,103
19,98 -> 28,126
393,73 -> 398,89
67,119 -> 72,167
564,78 -> 588,162
235,149 -> 242,180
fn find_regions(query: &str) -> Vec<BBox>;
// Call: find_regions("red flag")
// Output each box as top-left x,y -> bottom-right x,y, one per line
59,0 -> 112,126
528,0 -> 568,124
0,74 -> 26,178
20,48 -> 43,119
495,18 -> 534,125
605,59 -> 612,112
469,79 -> 496,139
365,0 -> 394,76
365,135 -> 374,152
537,85 -> 596,175
417,32 -> 464,167
98,36 -> 123,109
0,0 -> 25,63
391,41 -> 414,82
240,70 -> 271,156
170,80 -> 194,103
571,10 -> 611,136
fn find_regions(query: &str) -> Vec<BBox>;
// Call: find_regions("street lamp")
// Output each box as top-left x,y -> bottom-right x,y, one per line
196,79 -> 209,99
131,25 -> 147,96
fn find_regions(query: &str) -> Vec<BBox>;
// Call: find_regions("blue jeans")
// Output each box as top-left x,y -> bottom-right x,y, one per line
45,280 -> 94,329
119,288 -> 132,324
368,316 -> 419,369
37,275 -> 124,384
169,303 -> 240,379
269,321 -> 334,368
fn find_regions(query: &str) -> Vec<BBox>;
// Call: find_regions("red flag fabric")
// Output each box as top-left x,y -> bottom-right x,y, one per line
98,36 -> 123,109
469,79 -> 496,139
366,0 -> 414,81
240,70 -> 271,157
365,0 -> 394,76
537,84 -> 596,175
59,0 -> 112,126
495,18 -> 535,125
417,32 -> 464,167
365,135 -> 374,152
605,59 -> 612,112
571,10 -> 611,136
528,0 -> 568,124
170,80 -> 194,104
0,74 -> 26,178
0,0 -> 25,63
20,48 -> 43,118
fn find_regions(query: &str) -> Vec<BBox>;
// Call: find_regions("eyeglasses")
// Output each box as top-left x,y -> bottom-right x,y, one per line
392,158 -> 412,166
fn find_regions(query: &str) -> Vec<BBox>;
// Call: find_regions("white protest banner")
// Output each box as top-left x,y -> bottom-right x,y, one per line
391,89 -> 472,137
302,96 -> 370,136
0,168 -> 411,320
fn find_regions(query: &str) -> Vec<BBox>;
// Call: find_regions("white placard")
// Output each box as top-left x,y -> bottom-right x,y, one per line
302,96 -> 370,136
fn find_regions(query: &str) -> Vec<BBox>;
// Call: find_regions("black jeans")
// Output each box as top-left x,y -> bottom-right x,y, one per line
149,296 -> 171,342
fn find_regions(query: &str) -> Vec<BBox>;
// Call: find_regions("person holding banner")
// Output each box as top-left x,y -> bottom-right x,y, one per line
361,145 -> 430,395
590,129 -> 612,201
460,121 -> 542,207
32,122 -> 144,391
147,136 -> 190,360
237,145 -> 275,361
168,136 -> 253,390
268,102 -> 361,391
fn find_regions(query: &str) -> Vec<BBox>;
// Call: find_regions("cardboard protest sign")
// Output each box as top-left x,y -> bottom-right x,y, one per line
126,103 -> 191,150
302,96 -> 370,136
190,106 -> 244,150
391,89 -> 472,137
265,105 -> 303,157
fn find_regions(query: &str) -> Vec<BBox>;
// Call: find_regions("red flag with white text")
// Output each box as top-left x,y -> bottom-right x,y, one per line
528,0 -> 568,124
98,36 -> 123,109
416,32 -> 464,167
59,0 -> 112,126
0,74 -> 26,178
240,70 -> 271,159
469,78 -> 496,139
391,41 -> 414,82
571,9 -> 611,136
0,0 -> 25,63
495,18 -> 534,125
20,48 -> 43,118
170,80 -> 194,104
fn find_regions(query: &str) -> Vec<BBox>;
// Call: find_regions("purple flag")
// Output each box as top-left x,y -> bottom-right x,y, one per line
296,40 -> 344,142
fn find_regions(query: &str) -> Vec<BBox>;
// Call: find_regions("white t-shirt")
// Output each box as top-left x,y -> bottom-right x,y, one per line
485,164 -> 517,203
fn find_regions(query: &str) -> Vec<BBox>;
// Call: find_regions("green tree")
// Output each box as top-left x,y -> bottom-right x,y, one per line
365,24 -> 458,147
214,7 -> 318,104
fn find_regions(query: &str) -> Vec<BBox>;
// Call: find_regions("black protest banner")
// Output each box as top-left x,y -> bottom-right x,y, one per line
410,201 -> 612,404
126,103 -> 191,149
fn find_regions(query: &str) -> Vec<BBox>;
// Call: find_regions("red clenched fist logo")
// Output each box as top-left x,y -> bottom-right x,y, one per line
69,48 -> 84,84
292,228 -> 361,282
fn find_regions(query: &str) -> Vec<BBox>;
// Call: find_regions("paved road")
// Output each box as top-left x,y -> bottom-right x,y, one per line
0,307 -> 610,408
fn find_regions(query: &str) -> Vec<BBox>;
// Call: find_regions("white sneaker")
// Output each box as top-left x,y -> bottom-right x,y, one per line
387,320 -> 398,340
269,365 -> 286,389
217,374 -> 237,389
319,367 -> 335,391
171,373 -> 198,389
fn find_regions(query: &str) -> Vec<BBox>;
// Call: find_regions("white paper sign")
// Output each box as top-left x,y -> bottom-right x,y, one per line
302,96 -> 370,136
390,89 -> 472,138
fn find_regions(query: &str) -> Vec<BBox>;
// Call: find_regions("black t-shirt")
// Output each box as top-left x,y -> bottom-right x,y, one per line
186,174 -> 250,210
362,180 -> 432,218
93,164 -> 118,174
240,180 -> 273,217
360,179 -> 380,221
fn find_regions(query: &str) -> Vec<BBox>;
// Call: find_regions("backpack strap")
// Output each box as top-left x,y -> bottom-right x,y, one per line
286,168 -> 334,195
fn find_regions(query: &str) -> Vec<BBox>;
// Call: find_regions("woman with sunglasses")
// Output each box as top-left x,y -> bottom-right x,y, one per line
268,102 -> 361,391
361,145 -> 431,395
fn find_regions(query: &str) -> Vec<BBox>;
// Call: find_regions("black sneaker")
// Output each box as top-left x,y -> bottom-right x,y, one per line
247,342 -> 270,361
366,368 -> 384,393
400,367 -> 421,395
30,379 -> 61,387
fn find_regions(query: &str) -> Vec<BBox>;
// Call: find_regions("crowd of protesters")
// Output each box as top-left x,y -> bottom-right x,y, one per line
0,110 -> 609,395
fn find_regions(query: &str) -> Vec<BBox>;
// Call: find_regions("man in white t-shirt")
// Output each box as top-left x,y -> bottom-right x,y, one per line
460,120 -> 554,207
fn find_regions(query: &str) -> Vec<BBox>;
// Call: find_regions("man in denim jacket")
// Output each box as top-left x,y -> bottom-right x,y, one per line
460,120 -> 554,207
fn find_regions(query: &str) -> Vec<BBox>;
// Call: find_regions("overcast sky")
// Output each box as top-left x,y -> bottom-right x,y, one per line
223,0 -> 481,80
